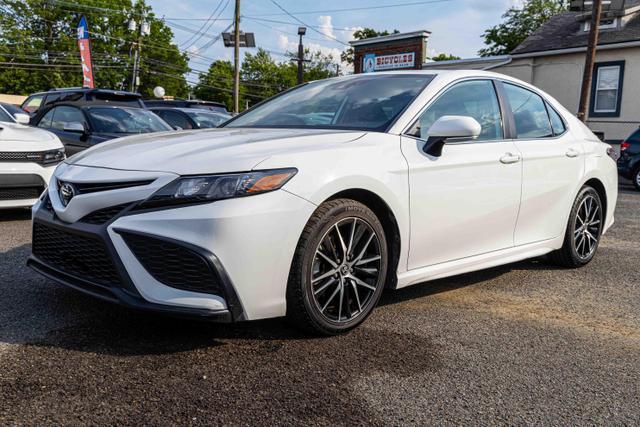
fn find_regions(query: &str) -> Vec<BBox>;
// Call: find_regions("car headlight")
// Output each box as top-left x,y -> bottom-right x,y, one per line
136,168 -> 297,210
42,149 -> 66,165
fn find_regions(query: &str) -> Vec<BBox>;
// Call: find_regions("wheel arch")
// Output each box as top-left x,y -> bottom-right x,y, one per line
324,188 -> 401,289
583,177 -> 608,222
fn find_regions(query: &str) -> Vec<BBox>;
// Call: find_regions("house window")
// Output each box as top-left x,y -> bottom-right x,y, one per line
590,61 -> 625,117
583,18 -> 618,31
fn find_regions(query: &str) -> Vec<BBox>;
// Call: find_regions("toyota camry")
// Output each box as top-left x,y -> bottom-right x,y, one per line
28,71 -> 618,334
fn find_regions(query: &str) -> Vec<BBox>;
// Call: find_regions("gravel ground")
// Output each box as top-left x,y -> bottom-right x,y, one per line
0,181 -> 638,425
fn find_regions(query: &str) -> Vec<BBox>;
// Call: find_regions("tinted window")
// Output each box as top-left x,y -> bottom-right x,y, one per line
185,111 -> 231,128
226,74 -> 434,131
87,108 -> 172,134
155,110 -> 193,129
37,108 -> 55,128
414,80 -> 503,141
2,103 -> 23,117
22,95 -> 44,113
547,103 -> 566,136
504,83 -> 553,139
50,106 -> 87,131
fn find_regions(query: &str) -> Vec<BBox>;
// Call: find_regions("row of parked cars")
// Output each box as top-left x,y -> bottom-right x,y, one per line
0,87 -> 232,209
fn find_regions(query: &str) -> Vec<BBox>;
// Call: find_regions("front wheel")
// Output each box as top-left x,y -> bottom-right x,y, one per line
550,186 -> 604,268
286,199 -> 388,335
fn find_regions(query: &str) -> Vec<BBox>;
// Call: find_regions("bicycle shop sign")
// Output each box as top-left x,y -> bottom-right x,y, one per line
363,52 -> 415,73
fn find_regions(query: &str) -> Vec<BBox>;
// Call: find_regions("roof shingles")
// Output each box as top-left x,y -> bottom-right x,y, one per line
511,12 -> 640,55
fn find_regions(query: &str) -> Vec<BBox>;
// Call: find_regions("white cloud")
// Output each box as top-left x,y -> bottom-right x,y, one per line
317,15 -> 335,39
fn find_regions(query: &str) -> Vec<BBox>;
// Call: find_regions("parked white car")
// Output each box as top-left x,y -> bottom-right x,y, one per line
1,121 -> 65,209
29,71 -> 618,334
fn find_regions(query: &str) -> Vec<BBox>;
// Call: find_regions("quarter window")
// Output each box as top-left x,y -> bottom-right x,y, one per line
546,104 -> 566,136
503,83 -> 553,139
591,62 -> 624,116
411,80 -> 503,141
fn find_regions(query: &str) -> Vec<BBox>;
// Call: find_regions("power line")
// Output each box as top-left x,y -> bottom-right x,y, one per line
243,16 -> 359,33
268,0 -> 349,46
249,0 -> 457,16
180,0 -> 228,49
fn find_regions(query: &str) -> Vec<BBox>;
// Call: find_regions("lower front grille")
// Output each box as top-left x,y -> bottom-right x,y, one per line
32,222 -> 122,286
120,231 -> 222,295
0,186 -> 43,200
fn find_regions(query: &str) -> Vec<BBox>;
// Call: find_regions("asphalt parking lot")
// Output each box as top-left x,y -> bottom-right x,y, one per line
0,180 -> 638,425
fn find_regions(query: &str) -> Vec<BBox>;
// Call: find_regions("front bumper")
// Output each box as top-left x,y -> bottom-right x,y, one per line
29,204 -> 239,321
0,163 -> 55,209
29,165 -> 317,321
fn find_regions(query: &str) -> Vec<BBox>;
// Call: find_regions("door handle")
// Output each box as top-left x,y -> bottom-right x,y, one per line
500,152 -> 521,164
565,148 -> 580,158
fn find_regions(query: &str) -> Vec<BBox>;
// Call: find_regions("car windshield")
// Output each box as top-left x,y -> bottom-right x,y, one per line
225,74 -> 434,131
185,110 -> 231,128
87,107 -> 172,134
0,106 -> 13,123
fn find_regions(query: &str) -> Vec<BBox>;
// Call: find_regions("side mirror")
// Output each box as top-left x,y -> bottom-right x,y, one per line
63,122 -> 86,134
14,113 -> 30,125
423,115 -> 481,157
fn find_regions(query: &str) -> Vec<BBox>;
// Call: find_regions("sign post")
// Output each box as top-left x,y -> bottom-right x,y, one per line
76,16 -> 95,89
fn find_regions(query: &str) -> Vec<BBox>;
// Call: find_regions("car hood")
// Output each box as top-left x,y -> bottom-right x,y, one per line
0,122 -> 63,151
68,128 -> 366,175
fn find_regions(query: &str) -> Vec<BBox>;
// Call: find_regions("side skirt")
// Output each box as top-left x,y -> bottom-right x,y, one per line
396,236 -> 563,289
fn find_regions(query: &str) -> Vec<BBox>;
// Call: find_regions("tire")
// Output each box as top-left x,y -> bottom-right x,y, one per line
632,165 -> 640,191
286,199 -> 388,335
550,186 -> 604,268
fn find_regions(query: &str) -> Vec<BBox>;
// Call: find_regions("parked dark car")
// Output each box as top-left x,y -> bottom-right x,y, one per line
143,99 -> 229,114
32,104 -> 172,156
150,107 -> 231,129
618,127 -> 640,190
21,88 -> 144,117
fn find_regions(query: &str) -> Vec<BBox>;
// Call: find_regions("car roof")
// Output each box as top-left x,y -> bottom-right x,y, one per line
29,88 -> 141,97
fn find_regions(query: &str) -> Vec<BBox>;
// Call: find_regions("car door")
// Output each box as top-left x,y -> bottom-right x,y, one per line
400,79 -> 522,269
499,81 -> 585,245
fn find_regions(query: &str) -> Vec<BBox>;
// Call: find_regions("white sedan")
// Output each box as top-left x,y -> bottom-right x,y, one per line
1,120 -> 65,209
29,71 -> 617,334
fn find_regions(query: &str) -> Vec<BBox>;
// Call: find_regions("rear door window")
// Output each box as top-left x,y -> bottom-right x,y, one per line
50,106 -> 87,130
503,83 -> 553,139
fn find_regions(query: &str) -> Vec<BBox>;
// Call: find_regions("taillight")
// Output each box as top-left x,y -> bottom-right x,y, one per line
620,141 -> 630,152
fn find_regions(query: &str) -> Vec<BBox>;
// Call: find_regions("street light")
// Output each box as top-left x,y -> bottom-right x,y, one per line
296,27 -> 306,85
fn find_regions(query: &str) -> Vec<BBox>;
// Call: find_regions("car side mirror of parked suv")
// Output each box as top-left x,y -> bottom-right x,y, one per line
63,122 -> 86,134
423,115 -> 481,157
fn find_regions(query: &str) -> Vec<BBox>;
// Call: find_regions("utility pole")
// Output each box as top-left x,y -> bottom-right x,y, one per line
577,0 -> 603,122
129,14 -> 149,93
233,0 -> 241,114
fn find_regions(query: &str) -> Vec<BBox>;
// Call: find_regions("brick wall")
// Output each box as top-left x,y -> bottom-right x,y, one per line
353,37 -> 426,73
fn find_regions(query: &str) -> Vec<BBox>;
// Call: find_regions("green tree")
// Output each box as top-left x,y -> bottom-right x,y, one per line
479,0 -> 568,56
0,0 -> 188,97
193,60 -> 235,111
430,53 -> 461,62
340,28 -> 400,65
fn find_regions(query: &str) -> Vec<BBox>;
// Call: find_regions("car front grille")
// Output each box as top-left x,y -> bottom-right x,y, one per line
0,186 -> 43,200
63,180 -> 155,195
0,151 -> 59,165
80,203 -> 133,225
32,222 -> 122,286
120,231 -> 222,295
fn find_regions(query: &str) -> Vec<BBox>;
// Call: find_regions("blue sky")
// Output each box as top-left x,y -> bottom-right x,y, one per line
148,0 -> 520,73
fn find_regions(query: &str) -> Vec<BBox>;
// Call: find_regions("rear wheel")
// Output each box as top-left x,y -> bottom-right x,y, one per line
632,165 -> 640,191
550,186 -> 603,268
286,199 -> 388,335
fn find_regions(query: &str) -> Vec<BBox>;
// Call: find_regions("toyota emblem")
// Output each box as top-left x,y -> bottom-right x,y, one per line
59,182 -> 76,207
